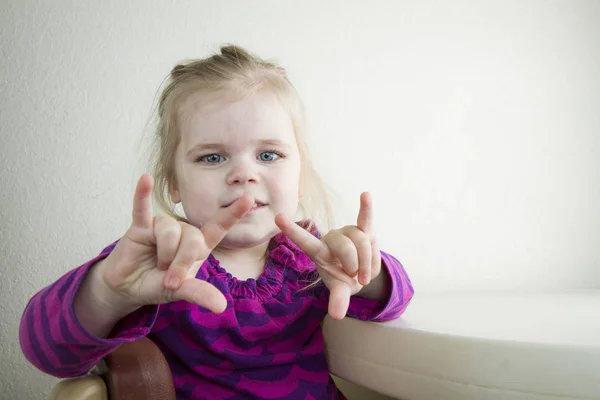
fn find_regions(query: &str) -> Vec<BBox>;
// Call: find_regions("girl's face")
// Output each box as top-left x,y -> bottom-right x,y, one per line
171,90 -> 302,250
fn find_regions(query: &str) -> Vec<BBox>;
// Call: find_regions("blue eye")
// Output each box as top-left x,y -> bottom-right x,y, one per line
258,151 -> 281,162
198,154 -> 224,164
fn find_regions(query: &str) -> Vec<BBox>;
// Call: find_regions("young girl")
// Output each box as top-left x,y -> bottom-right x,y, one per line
20,45 -> 414,399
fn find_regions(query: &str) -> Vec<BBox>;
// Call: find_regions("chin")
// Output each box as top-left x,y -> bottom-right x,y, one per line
219,223 -> 279,249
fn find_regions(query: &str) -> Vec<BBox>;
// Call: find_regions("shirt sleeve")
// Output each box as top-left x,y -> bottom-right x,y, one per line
346,251 -> 414,322
19,242 -> 160,378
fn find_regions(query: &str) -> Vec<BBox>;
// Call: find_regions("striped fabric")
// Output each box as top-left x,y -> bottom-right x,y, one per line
20,223 -> 414,399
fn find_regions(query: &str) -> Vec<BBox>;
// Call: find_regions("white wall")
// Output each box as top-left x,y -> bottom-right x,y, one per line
1,1 -> 599,398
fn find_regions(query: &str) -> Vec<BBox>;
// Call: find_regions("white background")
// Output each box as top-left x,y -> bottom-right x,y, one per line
1,1 -> 599,398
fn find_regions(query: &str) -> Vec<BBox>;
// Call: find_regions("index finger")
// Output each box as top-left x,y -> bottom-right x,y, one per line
200,194 -> 254,250
131,174 -> 154,230
274,214 -> 325,259
356,192 -> 374,234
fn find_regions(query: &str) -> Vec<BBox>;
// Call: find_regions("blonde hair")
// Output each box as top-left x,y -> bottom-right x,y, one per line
148,45 -> 332,233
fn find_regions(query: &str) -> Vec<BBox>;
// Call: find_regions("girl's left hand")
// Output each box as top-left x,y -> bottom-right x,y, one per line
274,192 -> 381,320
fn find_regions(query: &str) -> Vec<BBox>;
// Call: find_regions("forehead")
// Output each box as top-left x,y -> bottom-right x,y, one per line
177,90 -> 296,147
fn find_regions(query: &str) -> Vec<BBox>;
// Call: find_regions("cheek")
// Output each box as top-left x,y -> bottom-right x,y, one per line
269,169 -> 300,208
180,168 -> 218,199
178,173 -> 220,224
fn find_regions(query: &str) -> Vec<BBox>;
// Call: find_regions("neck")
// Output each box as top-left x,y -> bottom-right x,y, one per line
212,241 -> 270,280
213,242 -> 269,263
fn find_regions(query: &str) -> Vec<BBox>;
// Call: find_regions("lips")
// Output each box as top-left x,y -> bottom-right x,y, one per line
221,198 -> 267,208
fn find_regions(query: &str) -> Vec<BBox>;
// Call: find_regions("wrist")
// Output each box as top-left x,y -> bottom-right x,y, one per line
355,265 -> 390,301
74,259 -> 139,337
93,257 -> 143,314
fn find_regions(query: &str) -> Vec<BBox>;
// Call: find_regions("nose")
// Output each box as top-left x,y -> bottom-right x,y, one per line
226,159 -> 259,185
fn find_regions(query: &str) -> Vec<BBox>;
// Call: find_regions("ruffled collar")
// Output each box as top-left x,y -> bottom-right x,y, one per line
205,220 -> 319,300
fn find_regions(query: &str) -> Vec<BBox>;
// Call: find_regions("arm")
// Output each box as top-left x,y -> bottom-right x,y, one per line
21,174 -> 241,378
347,251 -> 414,322
19,243 -> 159,378
74,257 -> 141,338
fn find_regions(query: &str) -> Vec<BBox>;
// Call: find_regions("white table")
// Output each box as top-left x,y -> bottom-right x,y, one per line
323,291 -> 600,400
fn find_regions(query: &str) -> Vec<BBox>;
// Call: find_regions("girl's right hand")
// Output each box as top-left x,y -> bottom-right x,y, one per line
92,174 -> 254,314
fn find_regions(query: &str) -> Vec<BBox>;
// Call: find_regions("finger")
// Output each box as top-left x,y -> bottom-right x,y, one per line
165,223 -> 205,290
356,192 -> 374,235
341,226 -> 372,285
327,281 -> 351,320
186,260 -> 204,280
274,213 -> 325,259
175,279 -> 227,313
371,238 -> 382,279
200,194 -> 254,250
131,174 -> 154,230
154,217 -> 182,270
323,231 -> 359,277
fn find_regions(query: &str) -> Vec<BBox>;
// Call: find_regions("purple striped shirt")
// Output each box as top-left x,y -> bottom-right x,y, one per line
20,223 -> 414,399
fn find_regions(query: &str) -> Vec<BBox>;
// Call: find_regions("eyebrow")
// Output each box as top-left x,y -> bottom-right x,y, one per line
186,139 -> 290,155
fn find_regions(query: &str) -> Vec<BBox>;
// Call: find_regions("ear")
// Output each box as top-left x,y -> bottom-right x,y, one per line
169,182 -> 181,204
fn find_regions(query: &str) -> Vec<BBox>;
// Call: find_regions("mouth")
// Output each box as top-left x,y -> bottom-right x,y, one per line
250,201 -> 267,210
222,199 -> 267,209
